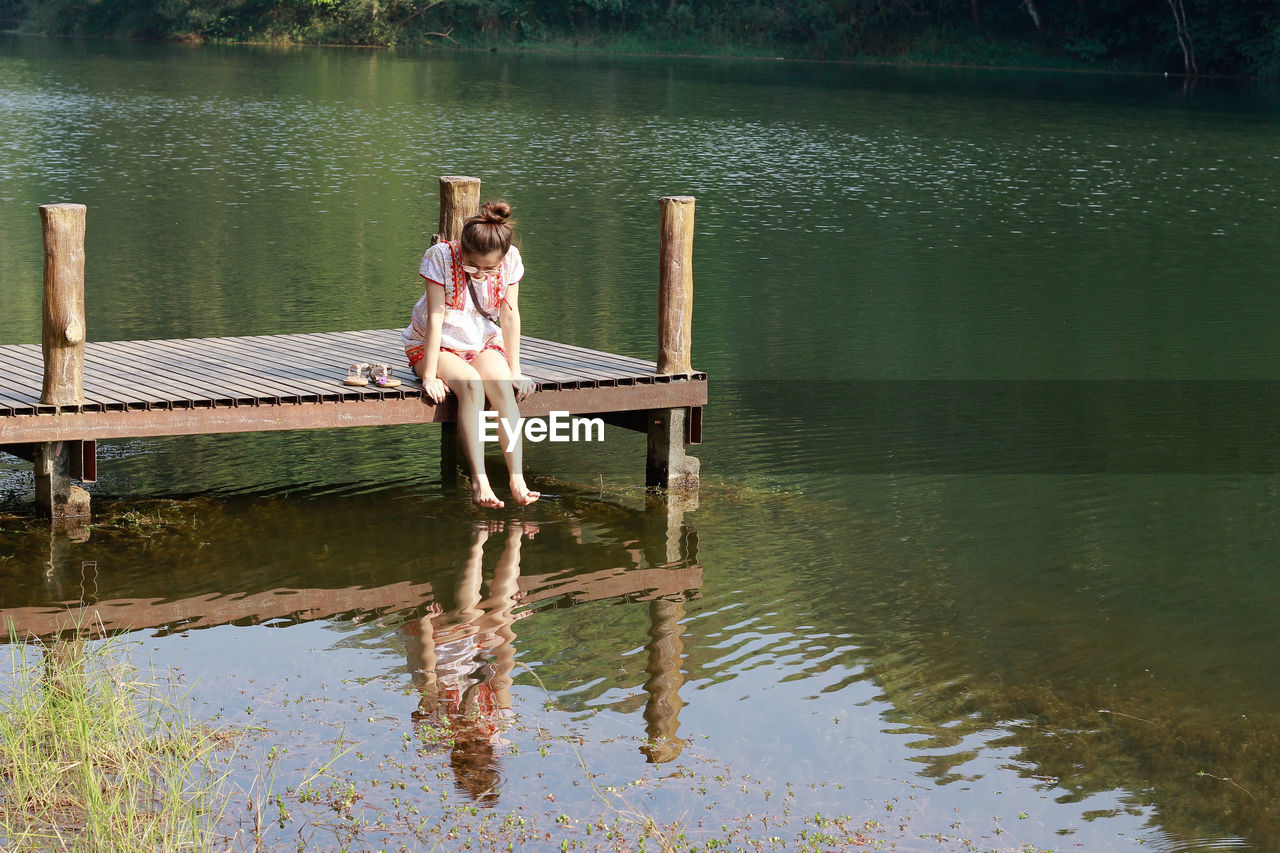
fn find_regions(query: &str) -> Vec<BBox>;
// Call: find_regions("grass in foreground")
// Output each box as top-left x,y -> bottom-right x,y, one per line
0,630 -> 233,851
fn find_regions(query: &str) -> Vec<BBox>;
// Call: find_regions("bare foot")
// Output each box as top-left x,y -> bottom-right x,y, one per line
510,477 -> 540,506
472,479 -> 504,509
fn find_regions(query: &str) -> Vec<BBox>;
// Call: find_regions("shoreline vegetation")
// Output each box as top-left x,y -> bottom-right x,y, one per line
0,628 -> 234,850
1,0 -> 1278,78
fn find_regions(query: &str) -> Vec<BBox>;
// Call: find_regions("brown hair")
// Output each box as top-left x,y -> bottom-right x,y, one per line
460,201 -> 514,257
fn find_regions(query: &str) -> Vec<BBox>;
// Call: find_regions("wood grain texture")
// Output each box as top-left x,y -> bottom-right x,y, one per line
436,176 -> 480,244
657,196 -> 695,375
40,204 -> 86,406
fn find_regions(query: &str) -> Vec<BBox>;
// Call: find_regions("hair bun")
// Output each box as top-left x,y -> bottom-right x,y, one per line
480,201 -> 512,224
460,200 -> 516,255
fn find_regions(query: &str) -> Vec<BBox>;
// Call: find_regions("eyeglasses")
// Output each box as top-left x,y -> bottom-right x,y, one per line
461,263 -> 501,282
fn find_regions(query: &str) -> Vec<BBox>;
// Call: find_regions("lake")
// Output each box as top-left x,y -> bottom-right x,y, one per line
2,35 -> 1280,851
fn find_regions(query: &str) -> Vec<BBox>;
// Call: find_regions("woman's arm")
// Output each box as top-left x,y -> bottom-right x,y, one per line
419,283 -> 449,403
500,282 -> 523,375
500,283 -> 533,401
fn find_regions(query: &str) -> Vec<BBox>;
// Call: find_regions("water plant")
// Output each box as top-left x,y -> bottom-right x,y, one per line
0,626 -> 234,851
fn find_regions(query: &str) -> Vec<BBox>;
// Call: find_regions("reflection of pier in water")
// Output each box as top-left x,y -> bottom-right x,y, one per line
1,493 -> 701,767
1,563 -> 700,640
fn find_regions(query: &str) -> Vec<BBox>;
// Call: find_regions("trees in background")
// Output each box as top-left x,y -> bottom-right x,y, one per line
3,0 -> 1278,76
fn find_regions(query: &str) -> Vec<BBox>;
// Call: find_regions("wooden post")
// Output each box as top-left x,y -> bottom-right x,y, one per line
647,196 -> 700,490
435,175 -> 481,244
38,203 -> 91,520
41,203 -> 86,406
434,177 -> 481,484
656,196 -> 694,376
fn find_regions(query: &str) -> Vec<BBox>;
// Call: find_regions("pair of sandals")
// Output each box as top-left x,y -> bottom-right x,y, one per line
344,362 -> 402,388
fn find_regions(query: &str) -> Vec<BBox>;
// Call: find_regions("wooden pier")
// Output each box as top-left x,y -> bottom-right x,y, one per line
0,178 -> 707,518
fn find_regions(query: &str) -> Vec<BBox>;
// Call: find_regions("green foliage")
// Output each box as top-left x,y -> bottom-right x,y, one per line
0,632 -> 234,849
5,0 -> 1279,76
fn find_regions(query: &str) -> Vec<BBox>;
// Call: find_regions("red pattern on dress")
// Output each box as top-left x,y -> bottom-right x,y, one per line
443,240 -> 505,314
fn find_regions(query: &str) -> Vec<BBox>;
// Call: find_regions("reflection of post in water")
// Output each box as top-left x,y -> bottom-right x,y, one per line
36,524 -> 97,708
638,492 -> 698,763
643,490 -> 698,568
43,634 -> 87,705
43,519 -> 94,605
641,597 -> 687,763
403,520 -> 532,804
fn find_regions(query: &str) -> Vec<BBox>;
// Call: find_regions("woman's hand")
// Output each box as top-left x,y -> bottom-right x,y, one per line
511,374 -> 535,402
421,377 -> 449,404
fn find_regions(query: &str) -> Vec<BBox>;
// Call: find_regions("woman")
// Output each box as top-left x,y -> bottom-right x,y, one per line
403,201 -> 540,508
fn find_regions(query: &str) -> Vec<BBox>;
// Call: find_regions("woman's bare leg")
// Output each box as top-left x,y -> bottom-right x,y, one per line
471,349 -> 540,506
418,351 -> 503,508
477,521 -> 530,707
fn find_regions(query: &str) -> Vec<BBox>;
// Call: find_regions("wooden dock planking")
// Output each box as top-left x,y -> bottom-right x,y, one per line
0,335 -> 680,415
0,330 -> 707,445
0,348 -> 51,412
524,340 -> 702,385
524,336 -> 665,372
102,338 -> 303,406
200,332 -> 400,402
0,346 -> 142,414
523,350 -> 646,387
0,343 -> 162,413
87,341 -> 243,408
98,338 -> 331,407
166,338 -> 332,404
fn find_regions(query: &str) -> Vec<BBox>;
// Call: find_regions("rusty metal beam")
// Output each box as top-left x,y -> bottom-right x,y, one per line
70,439 -> 96,483
688,406 -> 702,445
0,381 -> 708,444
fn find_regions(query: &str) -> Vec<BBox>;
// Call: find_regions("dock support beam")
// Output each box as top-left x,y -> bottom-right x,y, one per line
37,203 -> 91,520
647,195 -> 700,491
35,442 -> 90,519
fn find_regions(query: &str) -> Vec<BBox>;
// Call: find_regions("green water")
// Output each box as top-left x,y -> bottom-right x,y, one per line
3,36 -> 1280,851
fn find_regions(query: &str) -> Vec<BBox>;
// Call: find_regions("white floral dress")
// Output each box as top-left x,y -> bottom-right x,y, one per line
402,240 -> 525,366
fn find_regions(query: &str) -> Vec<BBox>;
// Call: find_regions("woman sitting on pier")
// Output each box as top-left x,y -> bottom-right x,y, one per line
403,201 -> 540,508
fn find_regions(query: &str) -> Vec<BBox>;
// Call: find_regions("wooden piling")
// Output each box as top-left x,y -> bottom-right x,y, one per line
434,177 -> 481,485
647,196 -> 700,491
435,176 -> 481,244
656,196 -> 694,376
37,203 -> 91,520
41,203 -> 86,407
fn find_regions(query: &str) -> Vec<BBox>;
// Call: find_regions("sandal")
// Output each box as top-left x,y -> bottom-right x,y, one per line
343,363 -> 370,386
370,363 -> 402,388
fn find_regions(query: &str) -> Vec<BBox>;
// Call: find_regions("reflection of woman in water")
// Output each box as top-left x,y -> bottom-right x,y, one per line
403,520 -> 534,803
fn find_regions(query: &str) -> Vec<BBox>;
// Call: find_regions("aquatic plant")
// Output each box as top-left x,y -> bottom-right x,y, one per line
0,627 -> 235,851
